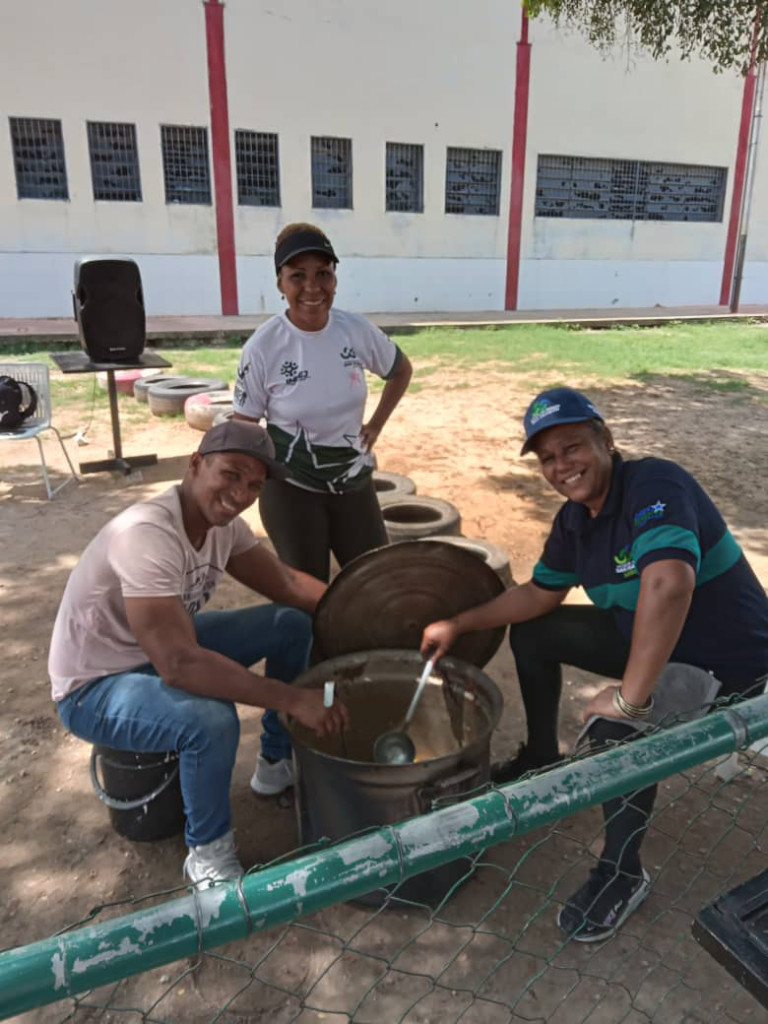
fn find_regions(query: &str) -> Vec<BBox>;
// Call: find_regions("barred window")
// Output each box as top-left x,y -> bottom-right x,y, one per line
235,130 -> 280,207
87,122 -> 142,202
10,117 -> 68,200
445,147 -> 501,216
311,136 -> 352,209
161,125 -> 211,205
535,155 -> 727,222
386,142 -> 424,213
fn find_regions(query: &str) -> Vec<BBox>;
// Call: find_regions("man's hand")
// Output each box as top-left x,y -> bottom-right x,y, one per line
289,689 -> 350,736
582,685 -> 630,723
421,619 -> 459,662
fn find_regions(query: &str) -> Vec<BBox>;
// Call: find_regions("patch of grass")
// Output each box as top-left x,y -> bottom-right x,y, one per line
392,321 -> 768,378
4,320 -> 767,417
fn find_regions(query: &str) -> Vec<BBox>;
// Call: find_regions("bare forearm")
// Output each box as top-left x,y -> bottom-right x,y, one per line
227,547 -> 327,612
161,646 -> 300,712
367,364 -> 412,434
621,568 -> 694,705
263,563 -> 325,612
453,581 -> 566,634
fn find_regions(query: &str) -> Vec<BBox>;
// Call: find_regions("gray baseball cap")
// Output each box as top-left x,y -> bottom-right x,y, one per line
198,420 -> 288,479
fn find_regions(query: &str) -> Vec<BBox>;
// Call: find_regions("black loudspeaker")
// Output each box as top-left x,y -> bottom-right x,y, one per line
73,258 -> 146,363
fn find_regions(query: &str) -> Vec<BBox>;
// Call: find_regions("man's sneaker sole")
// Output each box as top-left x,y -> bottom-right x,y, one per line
250,775 -> 291,796
557,868 -> 651,943
249,766 -> 294,796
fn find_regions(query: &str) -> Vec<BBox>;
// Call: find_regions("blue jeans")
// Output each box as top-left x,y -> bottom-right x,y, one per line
56,605 -> 312,847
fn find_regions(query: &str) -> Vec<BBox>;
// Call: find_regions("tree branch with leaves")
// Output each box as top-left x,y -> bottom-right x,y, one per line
525,1 -> 768,75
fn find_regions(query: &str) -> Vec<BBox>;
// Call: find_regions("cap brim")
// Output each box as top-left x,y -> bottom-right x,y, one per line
205,446 -> 290,480
520,414 -> 597,456
276,245 -> 339,270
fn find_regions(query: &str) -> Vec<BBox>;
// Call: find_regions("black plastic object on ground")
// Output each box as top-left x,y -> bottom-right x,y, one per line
287,649 -> 503,907
693,868 -> 768,1009
90,746 -> 185,842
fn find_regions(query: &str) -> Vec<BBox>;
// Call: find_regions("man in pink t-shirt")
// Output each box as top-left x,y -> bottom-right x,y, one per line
50,420 -> 347,885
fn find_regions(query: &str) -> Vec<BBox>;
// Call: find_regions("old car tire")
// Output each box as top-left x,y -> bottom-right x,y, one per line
373,471 -> 417,500
422,535 -> 513,588
379,494 -> 461,540
148,378 -> 228,417
133,374 -> 189,403
184,391 -> 234,431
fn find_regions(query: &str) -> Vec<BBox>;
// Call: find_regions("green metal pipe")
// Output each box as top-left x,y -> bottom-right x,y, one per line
2,694 -> 767,1020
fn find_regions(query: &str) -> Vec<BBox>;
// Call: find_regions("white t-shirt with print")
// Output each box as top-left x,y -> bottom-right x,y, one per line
233,308 -> 399,492
48,485 -> 258,700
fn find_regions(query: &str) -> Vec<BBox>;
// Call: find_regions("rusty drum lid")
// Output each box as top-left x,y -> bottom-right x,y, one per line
313,540 -> 506,668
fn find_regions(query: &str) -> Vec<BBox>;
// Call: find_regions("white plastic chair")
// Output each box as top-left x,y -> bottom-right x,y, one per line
0,361 -> 78,499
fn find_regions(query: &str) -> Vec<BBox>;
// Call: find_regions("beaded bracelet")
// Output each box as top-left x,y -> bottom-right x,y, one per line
612,687 -> 654,719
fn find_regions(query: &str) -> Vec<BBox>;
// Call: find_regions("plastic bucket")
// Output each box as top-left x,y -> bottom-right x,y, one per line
90,746 -> 185,842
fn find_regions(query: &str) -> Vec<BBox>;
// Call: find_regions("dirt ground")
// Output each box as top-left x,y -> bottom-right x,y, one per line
1,359 -> 767,1023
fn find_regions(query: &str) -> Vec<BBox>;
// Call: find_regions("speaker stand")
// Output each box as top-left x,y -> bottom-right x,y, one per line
51,352 -> 171,475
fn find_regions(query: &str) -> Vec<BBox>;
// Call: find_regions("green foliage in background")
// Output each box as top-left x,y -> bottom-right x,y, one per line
526,1 -> 768,75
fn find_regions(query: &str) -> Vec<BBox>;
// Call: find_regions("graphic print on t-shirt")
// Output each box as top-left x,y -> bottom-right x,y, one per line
233,309 -> 399,493
269,422 -> 371,493
182,562 -> 224,616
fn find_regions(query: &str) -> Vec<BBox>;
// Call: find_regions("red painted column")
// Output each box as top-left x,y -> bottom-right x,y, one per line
205,0 -> 239,315
504,11 -> 531,311
719,24 -> 759,307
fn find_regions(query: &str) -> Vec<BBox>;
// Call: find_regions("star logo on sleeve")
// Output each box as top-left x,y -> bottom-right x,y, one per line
633,500 -> 667,528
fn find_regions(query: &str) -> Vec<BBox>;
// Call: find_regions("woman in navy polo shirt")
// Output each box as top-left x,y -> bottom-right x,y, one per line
422,387 -> 768,942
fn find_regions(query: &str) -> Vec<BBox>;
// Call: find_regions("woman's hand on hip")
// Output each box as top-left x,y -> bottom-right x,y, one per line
358,422 -> 381,452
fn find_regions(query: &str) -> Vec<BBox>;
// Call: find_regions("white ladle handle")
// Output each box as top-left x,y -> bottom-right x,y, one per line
403,657 -> 435,727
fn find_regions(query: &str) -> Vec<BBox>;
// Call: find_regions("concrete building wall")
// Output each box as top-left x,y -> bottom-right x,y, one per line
0,0 -> 761,316
0,0 -> 221,315
518,19 -> 744,309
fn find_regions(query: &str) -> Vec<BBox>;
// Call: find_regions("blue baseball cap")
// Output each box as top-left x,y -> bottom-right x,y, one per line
521,387 -> 603,455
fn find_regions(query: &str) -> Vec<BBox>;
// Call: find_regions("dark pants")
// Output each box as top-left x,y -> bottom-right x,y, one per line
259,476 -> 388,582
509,606 -> 755,876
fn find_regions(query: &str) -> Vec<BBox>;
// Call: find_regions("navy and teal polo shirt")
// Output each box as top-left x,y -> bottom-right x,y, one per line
533,455 -> 768,686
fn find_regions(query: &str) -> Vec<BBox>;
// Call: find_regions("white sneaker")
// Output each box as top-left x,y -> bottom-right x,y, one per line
183,830 -> 243,886
250,754 -> 294,796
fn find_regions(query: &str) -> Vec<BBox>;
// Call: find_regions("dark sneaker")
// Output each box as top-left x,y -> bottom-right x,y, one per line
490,744 -> 564,785
557,865 -> 651,942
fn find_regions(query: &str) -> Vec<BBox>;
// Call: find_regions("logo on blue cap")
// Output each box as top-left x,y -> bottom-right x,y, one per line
521,387 -> 603,455
529,399 -> 562,426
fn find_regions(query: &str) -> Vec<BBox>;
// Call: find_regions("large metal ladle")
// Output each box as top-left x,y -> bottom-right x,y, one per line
372,657 -> 436,765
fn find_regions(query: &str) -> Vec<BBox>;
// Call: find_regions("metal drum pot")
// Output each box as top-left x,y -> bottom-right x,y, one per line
287,649 -> 503,907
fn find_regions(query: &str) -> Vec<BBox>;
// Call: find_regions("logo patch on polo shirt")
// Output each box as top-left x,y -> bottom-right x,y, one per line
633,500 -> 666,528
613,546 -> 638,577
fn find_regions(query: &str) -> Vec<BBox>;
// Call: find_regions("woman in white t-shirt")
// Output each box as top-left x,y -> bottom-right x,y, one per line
233,223 -> 412,581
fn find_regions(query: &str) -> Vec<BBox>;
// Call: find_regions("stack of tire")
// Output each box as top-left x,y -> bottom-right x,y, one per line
133,375 -> 232,428
373,470 -> 513,587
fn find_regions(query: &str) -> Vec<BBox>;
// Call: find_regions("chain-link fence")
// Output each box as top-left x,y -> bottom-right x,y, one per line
3,695 -> 768,1024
